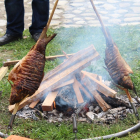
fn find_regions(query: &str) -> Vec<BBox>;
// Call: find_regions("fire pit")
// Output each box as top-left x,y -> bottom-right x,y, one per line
6,45 -> 140,138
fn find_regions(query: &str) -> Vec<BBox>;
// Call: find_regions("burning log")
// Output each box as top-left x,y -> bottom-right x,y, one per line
29,99 -> 40,109
42,91 -> 58,111
81,71 -> 117,98
90,0 -> 139,119
73,77 -> 84,104
81,74 -> 111,112
29,79 -> 74,109
0,66 -> 8,81
9,45 -> 100,113
42,45 -> 98,81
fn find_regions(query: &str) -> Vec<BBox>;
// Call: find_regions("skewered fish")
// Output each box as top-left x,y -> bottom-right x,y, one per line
8,28 -> 56,105
90,0 -> 139,119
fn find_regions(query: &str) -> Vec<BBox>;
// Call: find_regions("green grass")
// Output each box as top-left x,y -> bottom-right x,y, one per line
1,25 -> 140,139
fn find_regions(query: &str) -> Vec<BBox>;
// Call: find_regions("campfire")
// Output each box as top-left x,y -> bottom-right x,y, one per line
4,45 -> 139,126
0,0 -> 140,139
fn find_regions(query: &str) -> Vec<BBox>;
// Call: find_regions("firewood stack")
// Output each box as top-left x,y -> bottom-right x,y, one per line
8,45 -> 117,113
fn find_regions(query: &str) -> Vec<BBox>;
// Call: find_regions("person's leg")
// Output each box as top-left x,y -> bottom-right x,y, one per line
29,0 -> 49,41
5,0 -> 24,35
0,0 -> 24,46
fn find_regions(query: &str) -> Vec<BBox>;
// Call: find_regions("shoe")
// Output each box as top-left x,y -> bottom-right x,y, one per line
32,33 -> 41,42
0,34 -> 22,46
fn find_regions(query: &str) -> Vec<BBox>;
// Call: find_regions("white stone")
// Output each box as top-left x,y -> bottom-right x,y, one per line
73,0 -> 85,2
99,11 -> 108,14
50,20 -> 62,26
0,28 -> 4,32
85,17 -> 95,20
77,7 -> 86,11
103,4 -> 116,11
98,111 -> 108,118
124,14 -> 140,17
133,3 -> 140,6
75,20 -> 87,24
72,10 -> 82,14
58,1 -> 68,6
110,14 -> 121,18
124,17 -> 140,22
87,20 -> 100,24
70,3 -> 84,7
25,12 -> 32,16
53,15 -> 61,19
50,9 -> 63,15
119,3 -> 130,7
94,1 -> 104,5
63,14 -> 76,18
108,19 -> 122,24
102,17 -> 110,20
86,112 -> 98,120
131,7 -> 140,13
115,10 -> 128,14
73,18 -> 83,21
107,0 -> 119,3
81,13 -> 96,17
63,19 -> 73,24
0,20 -> 6,26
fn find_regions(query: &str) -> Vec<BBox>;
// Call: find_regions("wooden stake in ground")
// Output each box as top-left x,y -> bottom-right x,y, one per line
8,95 -> 29,129
0,66 -> 8,81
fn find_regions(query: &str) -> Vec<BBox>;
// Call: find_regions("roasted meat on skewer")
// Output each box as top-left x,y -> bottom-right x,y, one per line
90,0 -> 139,119
8,28 -> 56,105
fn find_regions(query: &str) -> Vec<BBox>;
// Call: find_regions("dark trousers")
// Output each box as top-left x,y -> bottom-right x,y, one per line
5,0 -> 49,35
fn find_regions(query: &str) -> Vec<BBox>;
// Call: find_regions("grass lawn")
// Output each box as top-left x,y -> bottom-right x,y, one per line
1,25 -> 140,140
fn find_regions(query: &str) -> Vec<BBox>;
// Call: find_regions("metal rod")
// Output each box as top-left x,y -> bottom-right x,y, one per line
81,121 -> 140,140
72,113 -> 78,140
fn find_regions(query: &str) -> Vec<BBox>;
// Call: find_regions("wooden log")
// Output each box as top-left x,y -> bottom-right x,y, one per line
3,54 -> 74,67
0,66 -> 8,81
42,91 -> 58,111
81,71 -> 117,98
81,71 -> 102,81
76,79 -> 92,99
43,45 -> 99,81
52,78 -> 74,91
73,77 -> 84,103
29,99 -> 40,109
9,45 -> 100,112
82,76 -> 110,111
98,92 -> 132,109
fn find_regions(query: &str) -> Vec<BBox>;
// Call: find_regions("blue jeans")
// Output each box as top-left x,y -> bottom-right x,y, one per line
5,0 -> 49,35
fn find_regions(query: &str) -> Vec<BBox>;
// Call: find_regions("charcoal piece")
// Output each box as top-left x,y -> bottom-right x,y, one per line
97,91 -> 132,108
35,103 -> 43,112
58,86 -> 77,106
55,96 -> 74,113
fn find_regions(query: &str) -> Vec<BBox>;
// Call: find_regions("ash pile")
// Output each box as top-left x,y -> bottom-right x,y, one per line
16,85 -> 140,124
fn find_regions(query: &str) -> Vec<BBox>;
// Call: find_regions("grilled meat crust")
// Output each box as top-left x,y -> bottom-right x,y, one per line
104,44 -> 133,90
9,49 -> 45,105
8,25 -> 56,105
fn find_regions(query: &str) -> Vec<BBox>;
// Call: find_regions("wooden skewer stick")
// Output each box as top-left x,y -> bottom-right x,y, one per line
43,0 -> 59,34
8,95 -> 29,129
